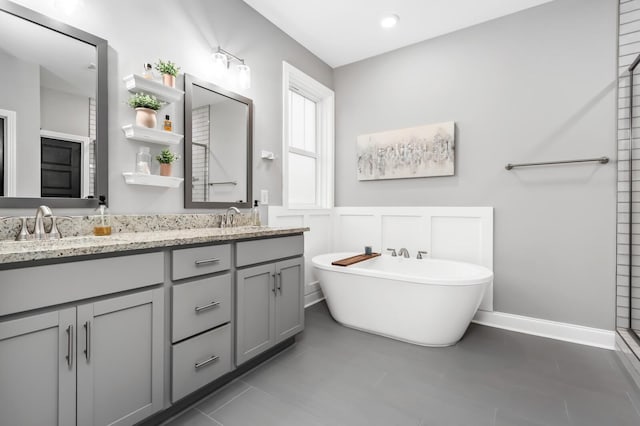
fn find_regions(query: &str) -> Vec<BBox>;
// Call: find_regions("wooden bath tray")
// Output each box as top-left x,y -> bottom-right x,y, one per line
332,253 -> 381,267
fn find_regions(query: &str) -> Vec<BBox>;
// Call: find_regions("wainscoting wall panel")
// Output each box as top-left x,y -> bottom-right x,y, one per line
268,206 -> 493,310
333,207 -> 493,311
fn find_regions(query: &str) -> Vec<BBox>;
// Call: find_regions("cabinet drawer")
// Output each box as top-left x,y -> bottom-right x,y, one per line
172,274 -> 231,343
236,235 -> 303,267
172,244 -> 231,280
0,252 -> 164,317
172,324 -> 231,402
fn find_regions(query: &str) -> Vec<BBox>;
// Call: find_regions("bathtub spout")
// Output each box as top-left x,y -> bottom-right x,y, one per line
398,248 -> 410,258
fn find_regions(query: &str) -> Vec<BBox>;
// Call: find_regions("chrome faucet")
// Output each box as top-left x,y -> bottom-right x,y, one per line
398,248 -> 410,258
34,205 -> 53,240
222,207 -> 240,228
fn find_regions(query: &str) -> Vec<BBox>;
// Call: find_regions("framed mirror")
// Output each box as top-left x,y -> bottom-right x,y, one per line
185,74 -> 253,209
0,0 -> 108,208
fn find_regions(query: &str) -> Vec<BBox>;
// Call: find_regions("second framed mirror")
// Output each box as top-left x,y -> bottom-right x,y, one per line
184,74 -> 253,209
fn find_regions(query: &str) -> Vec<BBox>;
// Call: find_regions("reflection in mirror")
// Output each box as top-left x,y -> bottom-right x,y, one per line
0,0 -> 107,208
185,74 -> 252,209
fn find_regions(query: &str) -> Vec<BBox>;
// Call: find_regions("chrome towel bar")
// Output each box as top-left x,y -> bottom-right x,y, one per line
505,156 -> 609,170
208,181 -> 237,185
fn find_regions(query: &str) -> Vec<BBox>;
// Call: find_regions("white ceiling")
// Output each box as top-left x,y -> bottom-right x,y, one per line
242,0 -> 554,68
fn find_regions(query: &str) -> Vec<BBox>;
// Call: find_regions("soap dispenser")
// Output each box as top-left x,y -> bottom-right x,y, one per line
94,195 -> 112,236
252,200 -> 261,226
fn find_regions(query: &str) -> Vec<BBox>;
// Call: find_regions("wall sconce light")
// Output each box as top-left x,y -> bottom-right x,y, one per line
211,47 -> 251,90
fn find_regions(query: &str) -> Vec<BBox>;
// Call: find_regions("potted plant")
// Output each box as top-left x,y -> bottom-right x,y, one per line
128,92 -> 162,128
156,148 -> 179,176
155,59 -> 180,88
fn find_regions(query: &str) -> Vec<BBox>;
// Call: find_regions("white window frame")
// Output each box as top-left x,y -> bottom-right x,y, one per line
0,109 -> 16,197
282,61 -> 334,209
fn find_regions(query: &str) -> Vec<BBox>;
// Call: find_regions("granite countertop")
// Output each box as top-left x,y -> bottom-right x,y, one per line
0,226 -> 308,265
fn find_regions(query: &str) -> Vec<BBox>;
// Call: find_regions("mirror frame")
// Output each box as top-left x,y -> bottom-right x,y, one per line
0,0 -> 108,208
184,73 -> 253,209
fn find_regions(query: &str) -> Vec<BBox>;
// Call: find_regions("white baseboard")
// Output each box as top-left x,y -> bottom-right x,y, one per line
473,310 -> 615,350
302,298 -> 615,350
304,292 -> 325,308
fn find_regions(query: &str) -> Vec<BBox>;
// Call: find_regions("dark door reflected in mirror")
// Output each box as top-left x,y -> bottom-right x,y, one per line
185,74 -> 253,209
0,0 -> 108,208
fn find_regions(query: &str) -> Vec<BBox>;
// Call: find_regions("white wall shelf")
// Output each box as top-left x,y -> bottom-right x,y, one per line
121,125 -> 183,146
122,173 -> 183,188
123,74 -> 184,103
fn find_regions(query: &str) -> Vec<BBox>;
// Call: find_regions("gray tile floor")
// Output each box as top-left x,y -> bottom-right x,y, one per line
164,302 -> 640,426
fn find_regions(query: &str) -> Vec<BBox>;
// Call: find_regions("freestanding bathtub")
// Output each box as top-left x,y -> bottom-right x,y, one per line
311,253 -> 493,346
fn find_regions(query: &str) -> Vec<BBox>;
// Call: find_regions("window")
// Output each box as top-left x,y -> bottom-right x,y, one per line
283,62 -> 334,209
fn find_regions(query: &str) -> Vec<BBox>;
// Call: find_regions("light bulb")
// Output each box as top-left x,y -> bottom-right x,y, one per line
212,51 -> 228,80
237,64 -> 251,90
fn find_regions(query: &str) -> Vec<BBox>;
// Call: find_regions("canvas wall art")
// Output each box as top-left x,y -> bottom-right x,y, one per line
356,121 -> 455,181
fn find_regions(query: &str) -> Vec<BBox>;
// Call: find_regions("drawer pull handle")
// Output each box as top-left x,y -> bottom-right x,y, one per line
195,355 -> 219,370
194,258 -> 220,266
66,325 -> 74,369
194,301 -> 220,313
84,321 -> 91,362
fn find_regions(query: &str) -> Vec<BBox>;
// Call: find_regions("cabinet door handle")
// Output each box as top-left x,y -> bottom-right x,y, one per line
66,325 -> 74,369
194,258 -> 220,266
194,301 -> 220,313
271,273 -> 277,295
276,272 -> 282,294
194,355 -> 219,370
84,321 -> 91,362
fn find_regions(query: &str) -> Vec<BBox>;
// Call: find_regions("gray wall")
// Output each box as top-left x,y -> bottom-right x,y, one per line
11,0 -> 333,214
0,49 -> 40,197
334,0 -> 618,329
209,100 -> 247,203
40,87 -> 89,137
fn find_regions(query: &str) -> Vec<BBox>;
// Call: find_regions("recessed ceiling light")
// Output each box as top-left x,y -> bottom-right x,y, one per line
380,14 -> 399,29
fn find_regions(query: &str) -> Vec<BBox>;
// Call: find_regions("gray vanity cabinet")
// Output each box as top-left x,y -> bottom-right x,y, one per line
77,289 -> 164,426
235,236 -> 304,366
0,308 -> 77,426
274,257 -> 305,342
0,260 -> 164,426
170,244 -> 233,403
235,263 -> 277,364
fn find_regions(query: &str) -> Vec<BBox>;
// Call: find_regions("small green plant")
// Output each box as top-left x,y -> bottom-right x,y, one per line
127,92 -> 161,110
156,148 -> 180,164
155,59 -> 180,77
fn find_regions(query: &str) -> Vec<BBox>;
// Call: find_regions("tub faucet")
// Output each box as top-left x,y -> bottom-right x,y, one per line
386,248 -> 397,257
398,248 -> 410,258
222,207 -> 240,228
34,205 -> 53,240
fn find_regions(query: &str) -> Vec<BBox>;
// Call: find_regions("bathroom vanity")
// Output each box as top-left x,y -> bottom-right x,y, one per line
0,226 -> 306,426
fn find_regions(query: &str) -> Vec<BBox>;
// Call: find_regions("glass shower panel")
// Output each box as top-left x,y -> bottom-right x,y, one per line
629,63 -> 640,339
